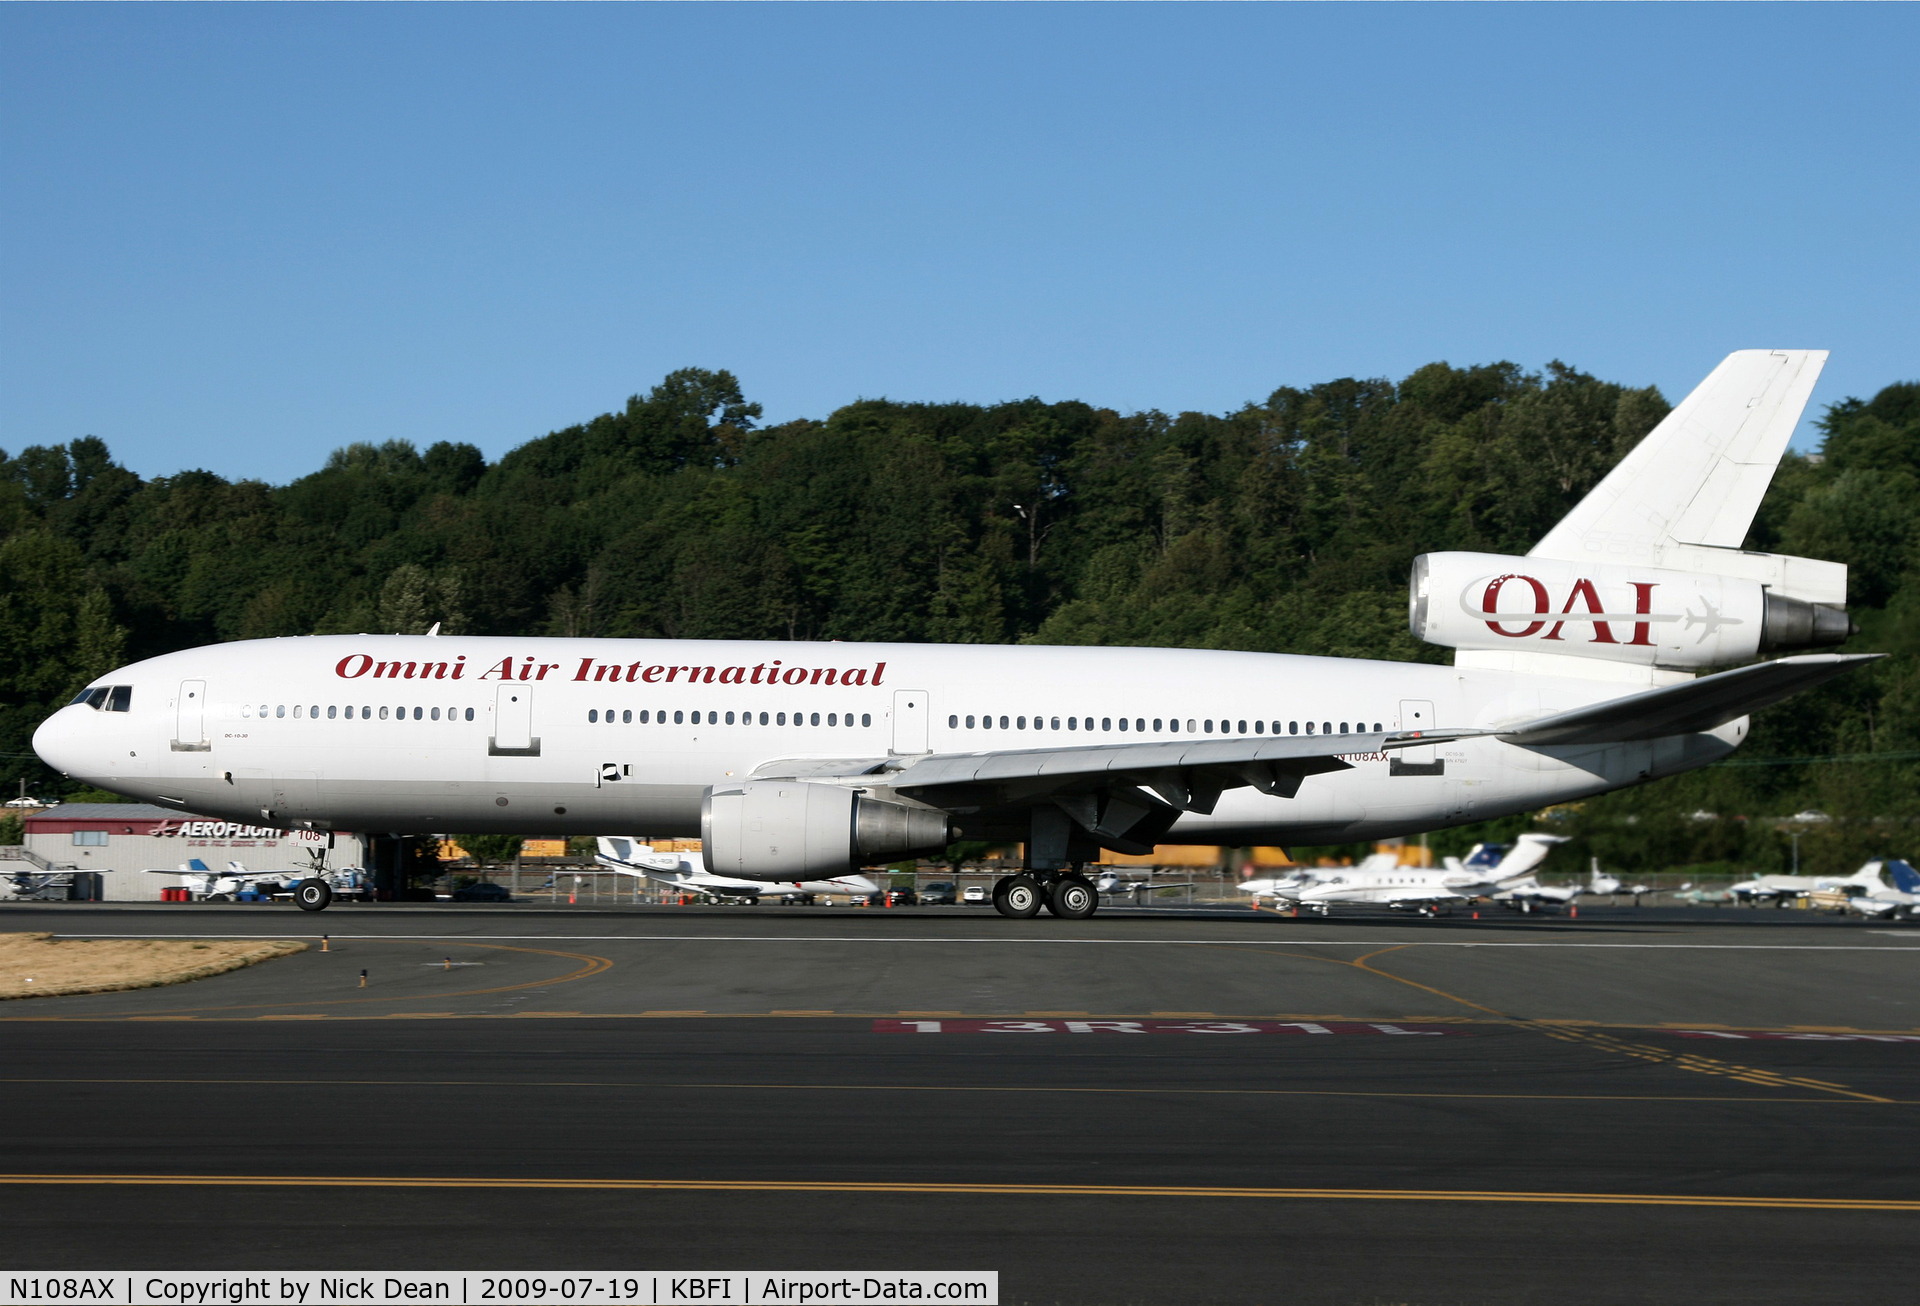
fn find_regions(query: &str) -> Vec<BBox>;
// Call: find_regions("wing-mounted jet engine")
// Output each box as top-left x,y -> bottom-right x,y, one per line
701,780 -> 950,879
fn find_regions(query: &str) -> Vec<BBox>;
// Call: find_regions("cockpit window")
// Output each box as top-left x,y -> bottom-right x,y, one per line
71,685 -> 133,711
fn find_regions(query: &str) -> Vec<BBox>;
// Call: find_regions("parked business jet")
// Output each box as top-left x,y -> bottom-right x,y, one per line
1440,834 -> 1566,885
33,351 -> 1874,919
146,858 -> 282,902
1241,832 -> 1569,909
1492,858 -> 1631,912
1728,862 -> 1891,907
1838,860 -> 1920,918
594,835 -> 878,904
146,858 -> 372,903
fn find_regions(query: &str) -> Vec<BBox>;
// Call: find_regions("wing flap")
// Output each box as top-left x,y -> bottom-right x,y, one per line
892,735 -> 1393,811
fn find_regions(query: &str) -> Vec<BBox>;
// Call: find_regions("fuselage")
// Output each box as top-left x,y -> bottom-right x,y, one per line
33,634 -> 1745,864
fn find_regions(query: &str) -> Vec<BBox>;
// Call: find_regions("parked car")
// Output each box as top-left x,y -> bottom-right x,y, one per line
919,881 -> 958,905
452,882 -> 513,902
962,884 -> 989,904
858,888 -> 918,906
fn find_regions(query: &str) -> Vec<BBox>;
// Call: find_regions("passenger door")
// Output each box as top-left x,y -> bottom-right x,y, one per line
173,680 -> 209,752
490,684 -> 539,756
891,689 -> 930,755
1390,699 -> 1443,776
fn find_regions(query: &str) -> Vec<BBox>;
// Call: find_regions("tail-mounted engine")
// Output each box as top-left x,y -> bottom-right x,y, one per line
1410,551 -> 1853,670
702,780 -> 951,880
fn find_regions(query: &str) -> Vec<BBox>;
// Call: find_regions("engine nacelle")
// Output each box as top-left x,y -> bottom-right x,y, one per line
701,781 -> 951,880
1410,552 -> 1852,670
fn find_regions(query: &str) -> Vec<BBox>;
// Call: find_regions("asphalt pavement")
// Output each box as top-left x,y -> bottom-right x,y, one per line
3,898 -> 1918,1303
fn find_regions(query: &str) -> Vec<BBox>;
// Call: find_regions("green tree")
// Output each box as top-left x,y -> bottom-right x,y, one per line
456,834 -> 525,865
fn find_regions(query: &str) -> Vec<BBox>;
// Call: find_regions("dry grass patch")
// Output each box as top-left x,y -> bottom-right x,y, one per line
0,932 -> 305,1000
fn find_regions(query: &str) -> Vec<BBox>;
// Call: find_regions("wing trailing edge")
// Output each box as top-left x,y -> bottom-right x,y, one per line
1497,653 -> 1880,747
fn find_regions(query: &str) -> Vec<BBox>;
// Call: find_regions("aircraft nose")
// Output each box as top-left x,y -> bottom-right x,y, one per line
33,704 -> 112,785
33,707 -> 84,776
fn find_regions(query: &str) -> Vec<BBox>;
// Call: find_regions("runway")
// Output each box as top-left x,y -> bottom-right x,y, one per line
4,900 -> 1918,1303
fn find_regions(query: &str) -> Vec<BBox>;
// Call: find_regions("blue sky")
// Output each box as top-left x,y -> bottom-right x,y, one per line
3,4 -> 1915,483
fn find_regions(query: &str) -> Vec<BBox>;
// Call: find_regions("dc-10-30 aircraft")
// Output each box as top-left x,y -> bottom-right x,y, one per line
32,350 -> 1876,918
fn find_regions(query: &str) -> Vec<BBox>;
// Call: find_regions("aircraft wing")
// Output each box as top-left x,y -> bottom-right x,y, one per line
751,733 -> 1445,855
741,653 -> 1870,855
794,730 -> 1451,813
1497,654 -> 1881,747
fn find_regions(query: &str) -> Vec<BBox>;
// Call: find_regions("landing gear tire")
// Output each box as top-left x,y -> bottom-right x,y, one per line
294,879 -> 333,912
1046,876 -> 1098,920
993,875 -> 1043,919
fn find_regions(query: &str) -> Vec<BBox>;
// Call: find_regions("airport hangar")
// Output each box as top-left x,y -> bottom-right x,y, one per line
8,803 -> 352,900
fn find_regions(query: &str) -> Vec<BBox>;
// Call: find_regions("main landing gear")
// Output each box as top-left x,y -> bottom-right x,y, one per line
992,872 -> 1098,920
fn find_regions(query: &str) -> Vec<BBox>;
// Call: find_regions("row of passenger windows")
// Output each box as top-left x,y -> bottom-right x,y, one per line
233,700 -> 1380,736
588,709 -> 873,727
949,715 -> 1385,736
244,704 -> 476,722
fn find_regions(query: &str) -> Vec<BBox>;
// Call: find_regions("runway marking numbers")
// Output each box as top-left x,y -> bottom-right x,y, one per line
873,1019 -> 1464,1035
1678,1030 -> 1920,1044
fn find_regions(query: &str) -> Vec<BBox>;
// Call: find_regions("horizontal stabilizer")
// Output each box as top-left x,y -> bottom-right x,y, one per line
1499,654 -> 1880,746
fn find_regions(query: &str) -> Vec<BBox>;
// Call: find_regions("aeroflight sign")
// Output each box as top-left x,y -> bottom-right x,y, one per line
334,654 -> 888,687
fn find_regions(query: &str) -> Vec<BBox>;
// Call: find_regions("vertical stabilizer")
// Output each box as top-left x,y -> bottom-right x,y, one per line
1492,833 -> 1568,880
1531,350 -> 1826,563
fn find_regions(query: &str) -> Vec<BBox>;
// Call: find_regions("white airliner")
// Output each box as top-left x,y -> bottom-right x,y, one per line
594,836 -> 879,904
32,350 -> 1873,919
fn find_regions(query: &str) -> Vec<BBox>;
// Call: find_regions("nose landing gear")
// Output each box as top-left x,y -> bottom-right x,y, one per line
294,879 -> 333,912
